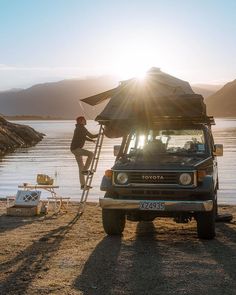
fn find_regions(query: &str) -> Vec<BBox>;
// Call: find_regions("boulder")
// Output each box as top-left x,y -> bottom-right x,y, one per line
0,116 -> 44,156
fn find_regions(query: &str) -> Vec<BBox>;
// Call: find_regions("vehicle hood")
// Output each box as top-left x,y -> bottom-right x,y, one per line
113,155 -> 211,171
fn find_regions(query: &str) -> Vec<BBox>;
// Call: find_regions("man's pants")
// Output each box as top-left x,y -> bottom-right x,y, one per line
71,148 -> 94,186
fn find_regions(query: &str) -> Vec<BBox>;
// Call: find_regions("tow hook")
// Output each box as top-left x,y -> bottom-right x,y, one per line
174,215 -> 192,224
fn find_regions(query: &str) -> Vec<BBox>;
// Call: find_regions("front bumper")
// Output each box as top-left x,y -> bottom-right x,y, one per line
99,198 -> 213,212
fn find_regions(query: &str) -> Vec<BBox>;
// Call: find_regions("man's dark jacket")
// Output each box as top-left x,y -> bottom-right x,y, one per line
70,124 -> 97,151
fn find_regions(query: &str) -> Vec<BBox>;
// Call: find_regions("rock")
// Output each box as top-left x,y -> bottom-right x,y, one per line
0,116 -> 44,156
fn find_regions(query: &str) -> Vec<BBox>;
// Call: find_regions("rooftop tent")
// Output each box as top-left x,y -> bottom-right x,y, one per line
81,67 -> 194,106
80,68 -> 207,138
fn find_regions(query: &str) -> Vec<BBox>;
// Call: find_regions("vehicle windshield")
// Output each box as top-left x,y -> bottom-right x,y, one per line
127,128 -> 207,157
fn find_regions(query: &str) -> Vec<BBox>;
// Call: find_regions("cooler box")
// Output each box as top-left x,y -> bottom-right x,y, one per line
7,205 -> 41,217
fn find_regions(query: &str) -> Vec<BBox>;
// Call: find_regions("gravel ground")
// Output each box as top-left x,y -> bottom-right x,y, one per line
0,202 -> 236,295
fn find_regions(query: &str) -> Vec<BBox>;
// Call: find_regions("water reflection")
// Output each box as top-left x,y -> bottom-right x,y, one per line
212,119 -> 236,204
0,120 -> 121,202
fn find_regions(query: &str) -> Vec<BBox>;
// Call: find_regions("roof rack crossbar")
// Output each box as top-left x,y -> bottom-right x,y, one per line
97,116 -> 215,126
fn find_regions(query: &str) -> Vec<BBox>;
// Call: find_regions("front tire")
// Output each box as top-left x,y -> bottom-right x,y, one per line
196,197 -> 216,240
102,209 -> 126,235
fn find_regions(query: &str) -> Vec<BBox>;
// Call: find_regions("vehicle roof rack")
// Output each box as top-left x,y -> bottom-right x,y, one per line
98,116 -> 215,126
151,115 -> 215,126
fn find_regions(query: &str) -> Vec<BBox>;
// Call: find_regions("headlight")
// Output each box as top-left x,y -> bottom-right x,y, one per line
116,172 -> 128,184
179,173 -> 192,185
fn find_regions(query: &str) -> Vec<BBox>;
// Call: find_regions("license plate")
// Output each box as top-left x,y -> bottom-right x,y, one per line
139,201 -> 165,211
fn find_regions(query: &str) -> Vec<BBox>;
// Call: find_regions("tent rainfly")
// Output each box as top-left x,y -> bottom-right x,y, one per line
80,68 -> 207,138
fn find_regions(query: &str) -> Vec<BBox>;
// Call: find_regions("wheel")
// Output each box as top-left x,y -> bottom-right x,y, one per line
196,197 -> 216,240
102,209 -> 126,235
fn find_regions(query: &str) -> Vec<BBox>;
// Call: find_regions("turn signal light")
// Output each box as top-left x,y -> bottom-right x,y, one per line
197,170 -> 206,182
105,170 -> 113,178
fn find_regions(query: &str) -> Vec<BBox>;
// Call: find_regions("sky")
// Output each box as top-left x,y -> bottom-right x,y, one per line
0,0 -> 236,90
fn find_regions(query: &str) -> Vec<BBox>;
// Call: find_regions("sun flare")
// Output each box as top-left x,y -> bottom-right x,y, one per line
114,63 -> 149,81
110,39 -> 157,81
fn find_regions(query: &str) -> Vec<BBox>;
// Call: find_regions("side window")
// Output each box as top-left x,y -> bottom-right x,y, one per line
127,133 -> 136,154
206,128 -> 215,155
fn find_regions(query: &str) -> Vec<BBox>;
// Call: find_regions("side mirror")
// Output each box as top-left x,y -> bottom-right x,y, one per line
113,145 -> 121,157
214,144 -> 223,157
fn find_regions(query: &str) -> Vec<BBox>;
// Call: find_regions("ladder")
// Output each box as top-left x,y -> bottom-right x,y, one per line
78,124 -> 105,214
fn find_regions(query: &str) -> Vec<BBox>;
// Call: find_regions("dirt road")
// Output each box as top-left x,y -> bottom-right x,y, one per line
0,202 -> 236,295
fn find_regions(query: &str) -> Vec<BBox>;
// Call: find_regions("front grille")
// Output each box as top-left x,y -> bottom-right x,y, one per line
129,171 -> 179,185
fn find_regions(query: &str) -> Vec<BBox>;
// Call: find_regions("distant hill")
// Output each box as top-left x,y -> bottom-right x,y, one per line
0,76 -> 118,119
192,84 -> 222,98
205,80 -> 236,117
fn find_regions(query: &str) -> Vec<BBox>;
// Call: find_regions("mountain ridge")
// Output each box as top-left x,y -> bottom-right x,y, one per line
205,80 -> 236,117
0,77 -> 234,118
191,84 -> 222,98
0,76 -> 117,119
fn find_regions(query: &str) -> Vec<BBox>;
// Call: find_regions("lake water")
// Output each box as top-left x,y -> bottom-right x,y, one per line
0,119 -> 235,204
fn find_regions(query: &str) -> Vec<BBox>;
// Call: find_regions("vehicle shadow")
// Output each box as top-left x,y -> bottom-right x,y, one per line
0,213 -> 80,295
124,221 -> 167,294
73,235 -> 122,294
201,223 -> 236,281
74,220 -> 236,295
74,221 -> 167,295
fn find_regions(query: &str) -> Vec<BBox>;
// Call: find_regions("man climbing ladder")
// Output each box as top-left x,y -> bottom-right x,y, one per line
70,116 -> 98,189
70,116 -> 105,214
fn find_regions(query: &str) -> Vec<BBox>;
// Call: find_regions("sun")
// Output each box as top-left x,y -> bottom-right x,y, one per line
114,63 -> 149,81
111,50 -> 153,80
136,70 -> 147,81
110,40 -> 157,81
